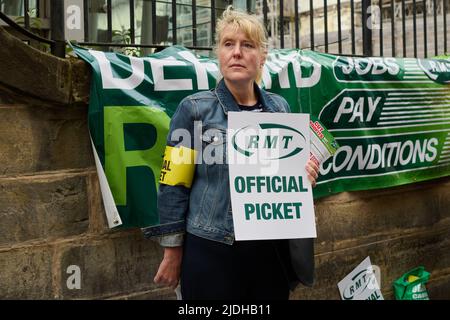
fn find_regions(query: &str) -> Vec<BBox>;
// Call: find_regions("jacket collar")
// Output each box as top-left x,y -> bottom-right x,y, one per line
214,79 -> 278,114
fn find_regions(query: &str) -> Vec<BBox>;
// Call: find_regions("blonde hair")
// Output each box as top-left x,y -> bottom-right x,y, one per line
215,6 -> 268,83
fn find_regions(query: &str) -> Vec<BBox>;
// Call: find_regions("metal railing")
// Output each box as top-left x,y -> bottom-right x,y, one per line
1,0 -> 449,58
0,9 -> 63,56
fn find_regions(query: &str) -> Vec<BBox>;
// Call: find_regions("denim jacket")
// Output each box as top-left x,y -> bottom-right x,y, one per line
142,79 -> 290,246
142,79 -> 315,288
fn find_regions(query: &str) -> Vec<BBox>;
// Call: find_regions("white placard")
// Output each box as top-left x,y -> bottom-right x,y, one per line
337,256 -> 384,300
228,112 -> 316,240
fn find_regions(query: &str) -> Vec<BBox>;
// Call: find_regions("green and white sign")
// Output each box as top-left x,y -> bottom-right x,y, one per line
73,45 -> 450,229
338,256 -> 384,300
418,57 -> 450,84
228,112 -> 316,240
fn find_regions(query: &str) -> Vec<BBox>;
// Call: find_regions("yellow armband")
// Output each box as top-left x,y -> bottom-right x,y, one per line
159,146 -> 197,188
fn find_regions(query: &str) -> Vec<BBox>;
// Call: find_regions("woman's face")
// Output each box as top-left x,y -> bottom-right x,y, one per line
217,25 -> 265,85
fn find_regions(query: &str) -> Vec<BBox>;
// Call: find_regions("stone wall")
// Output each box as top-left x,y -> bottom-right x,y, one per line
1,26 -> 449,299
0,27 -> 171,299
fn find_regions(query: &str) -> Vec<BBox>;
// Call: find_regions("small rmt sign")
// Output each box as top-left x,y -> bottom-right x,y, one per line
338,257 -> 383,300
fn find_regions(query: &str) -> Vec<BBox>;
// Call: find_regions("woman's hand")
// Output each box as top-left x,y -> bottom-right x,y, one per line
154,246 -> 183,289
305,159 -> 320,188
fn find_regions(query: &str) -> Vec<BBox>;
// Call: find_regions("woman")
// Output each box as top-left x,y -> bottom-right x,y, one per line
145,6 -> 319,300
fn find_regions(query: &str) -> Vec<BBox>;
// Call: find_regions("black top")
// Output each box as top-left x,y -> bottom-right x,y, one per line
237,101 -> 263,112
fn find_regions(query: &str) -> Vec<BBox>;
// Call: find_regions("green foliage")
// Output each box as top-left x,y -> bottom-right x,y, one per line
13,8 -> 41,29
433,53 -> 450,59
112,26 -> 140,57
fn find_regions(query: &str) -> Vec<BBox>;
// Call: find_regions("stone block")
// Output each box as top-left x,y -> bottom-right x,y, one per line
0,27 -> 71,104
86,172 -> 109,234
0,174 -> 89,245
70,58 -> 91,104
314,178 -> 450,253
427,272 -> 450,300
0,105 -> 93,175
109,287 -> 176,300
290,227 -> 450,300
0,246 -> 53,299
58,231 -> 163,299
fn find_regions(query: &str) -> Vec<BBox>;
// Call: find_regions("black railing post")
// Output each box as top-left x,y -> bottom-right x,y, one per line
309,0 -> 314,50
423,0 -> 427,58
107,0 -> 112,42
402,0 -> 406,56
433,0 -> 438,56
50,0 -> 65,58
379,0 -> 383,56
83,0 -> 89,42
24,0 -> 30,29
362,0 -> 373,56
263,0 -> 268,31
211,0 -> 216,46
172,0 -> 177,44
337,0 -> 342,54
192,0 -> 197,46
37,0 -> 41,19
324,0 -> 328,52
413,0 -> 417,57
280,0 -> 284,48
151,0 -> 156,45
391,0 -> 396,57
444,0 -> 448,53
294,0 -> 299,49
351,0 -> 355,54
130,0 -> 135,44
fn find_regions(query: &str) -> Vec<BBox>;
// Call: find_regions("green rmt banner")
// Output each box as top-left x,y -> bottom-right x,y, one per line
73,45 -> 450,229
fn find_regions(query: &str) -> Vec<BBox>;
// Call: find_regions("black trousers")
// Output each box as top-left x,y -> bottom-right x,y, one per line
180,232 -> 290,300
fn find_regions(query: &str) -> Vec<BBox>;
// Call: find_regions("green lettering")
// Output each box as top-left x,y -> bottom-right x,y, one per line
247,176 -> 256,193
263,135 -> 278,148
256,176 -> 265,193
282,176 -> 288,191
255,203 -> 261,220
282,136 -> 293,148
288,177 -> 299,192
298,176 -> 308,192
261,203 -> 271,219
292,202 -> 302,218
244,203 -> 255,220
234,176 -> 245,193
283,203 -> 293,219
266,176 -> 271,192
271,176 -> 282,192
247,135 -> 259,148
271,203 -> 283,219
104,106 -> 169,206
355,279 -> 362,290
